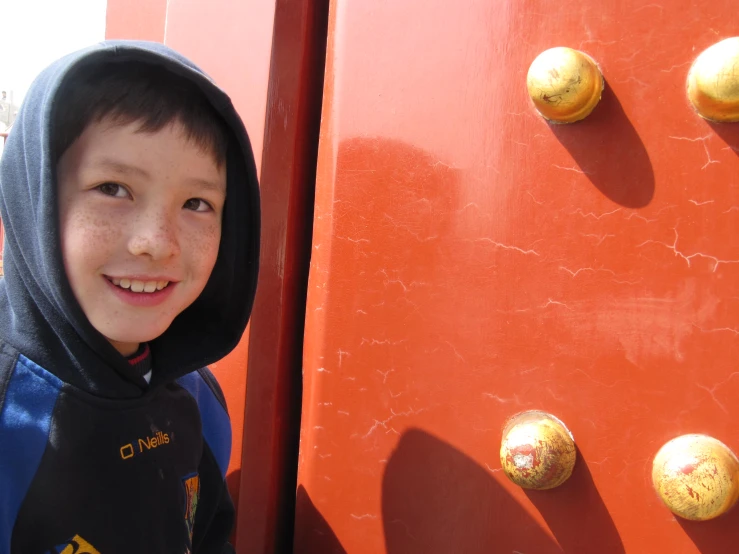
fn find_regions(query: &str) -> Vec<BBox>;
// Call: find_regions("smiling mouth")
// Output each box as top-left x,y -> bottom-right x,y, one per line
106,277 -> 171,293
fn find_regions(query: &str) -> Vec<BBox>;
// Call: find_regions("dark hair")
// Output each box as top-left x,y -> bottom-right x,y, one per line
52,61 -> 228,166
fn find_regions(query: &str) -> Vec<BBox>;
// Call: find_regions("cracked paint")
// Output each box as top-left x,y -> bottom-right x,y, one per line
552,164 -> 590,174
668,135 -> 720,170
296,3 -> 739,551
473,238 -> 540,256
570,207 -> 622,219
637,228 -> 739,272
559,265 -> 616,278
350,514 -> 379,521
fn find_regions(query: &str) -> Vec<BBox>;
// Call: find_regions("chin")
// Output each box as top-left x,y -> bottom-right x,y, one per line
102,323 -> 171,346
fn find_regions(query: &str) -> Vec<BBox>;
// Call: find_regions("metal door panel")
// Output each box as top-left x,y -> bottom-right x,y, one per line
297,1 -> 739,552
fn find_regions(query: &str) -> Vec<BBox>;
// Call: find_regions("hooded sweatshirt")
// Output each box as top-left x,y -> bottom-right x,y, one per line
0,41 -> 260,553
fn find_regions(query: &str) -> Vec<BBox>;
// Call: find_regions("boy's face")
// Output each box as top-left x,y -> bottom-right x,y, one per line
57,118 -> 226,356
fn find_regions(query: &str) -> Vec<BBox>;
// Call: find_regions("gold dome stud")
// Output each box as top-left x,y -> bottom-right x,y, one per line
652,434 -> 739,521
526,47 -> 604,123
687,37 -> 739,122
500,411 -> 576,490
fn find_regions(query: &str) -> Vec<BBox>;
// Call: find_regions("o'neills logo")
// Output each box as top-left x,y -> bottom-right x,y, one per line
139,430 -> 171,450
47,534 -> 100,554
120,431 -> 171,460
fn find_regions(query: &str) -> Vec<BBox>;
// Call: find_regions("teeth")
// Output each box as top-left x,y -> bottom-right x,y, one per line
111,277 -> 170,293
130,280 -> 145,293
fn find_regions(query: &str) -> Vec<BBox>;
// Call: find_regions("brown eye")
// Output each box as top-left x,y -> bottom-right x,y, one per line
183,198 -> 213,212
96,182 -> 128,198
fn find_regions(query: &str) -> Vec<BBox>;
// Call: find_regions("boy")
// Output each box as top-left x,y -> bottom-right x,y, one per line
0,41 -> 260,553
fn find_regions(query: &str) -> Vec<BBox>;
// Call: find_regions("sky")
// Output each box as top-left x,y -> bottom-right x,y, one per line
0,0 -> 107,104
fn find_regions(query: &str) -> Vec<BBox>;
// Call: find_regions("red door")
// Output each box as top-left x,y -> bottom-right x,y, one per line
295,1 -> 739,552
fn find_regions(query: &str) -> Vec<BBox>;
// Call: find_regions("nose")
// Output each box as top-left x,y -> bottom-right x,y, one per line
127,209 -> 181,260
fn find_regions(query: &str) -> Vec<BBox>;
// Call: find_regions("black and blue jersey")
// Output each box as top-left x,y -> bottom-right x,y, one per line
0,41 -> 261,553
0,348 -> 232,553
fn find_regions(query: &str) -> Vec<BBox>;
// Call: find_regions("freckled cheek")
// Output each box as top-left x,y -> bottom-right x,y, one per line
185,222 -> 222,279
60,205 -> 123,268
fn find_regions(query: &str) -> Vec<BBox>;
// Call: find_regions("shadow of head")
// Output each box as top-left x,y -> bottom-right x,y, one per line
293,485 -> 347,553
523,446 -> 624,553
548,83 -> 654,209
708,120 -> 739,159
382,428 -> 567,554
677,508 -> 739,554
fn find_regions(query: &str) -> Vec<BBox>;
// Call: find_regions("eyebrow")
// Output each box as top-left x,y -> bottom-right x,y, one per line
187,177 -> 226,194
92,157 -> 226,194
93,158 -> 150,179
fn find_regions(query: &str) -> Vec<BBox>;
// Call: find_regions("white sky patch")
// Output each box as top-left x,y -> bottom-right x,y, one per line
0,0 -> 107,104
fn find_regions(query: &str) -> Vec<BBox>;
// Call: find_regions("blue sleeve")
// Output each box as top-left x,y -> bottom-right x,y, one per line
176,368 -> 232,478
177,368 -> 235,553
0,354 -> 62,553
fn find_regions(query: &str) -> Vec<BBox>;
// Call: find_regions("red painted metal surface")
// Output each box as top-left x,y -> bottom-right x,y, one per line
163,0 -> 276,174
237,2 -> 328,551
105,0 -> 167,43
296,1 -> 739,552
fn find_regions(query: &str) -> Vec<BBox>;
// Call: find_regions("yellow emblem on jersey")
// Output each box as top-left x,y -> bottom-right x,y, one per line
55,534 -> 100,554
183,474 -> 201,546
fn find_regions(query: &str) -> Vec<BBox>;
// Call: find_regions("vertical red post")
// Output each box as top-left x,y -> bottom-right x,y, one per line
237,1 -> 328,551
